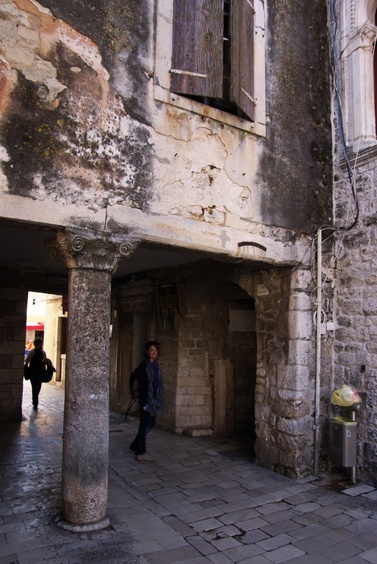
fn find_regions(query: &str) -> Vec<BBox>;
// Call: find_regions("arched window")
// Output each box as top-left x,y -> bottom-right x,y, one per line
341,0 -> 377,148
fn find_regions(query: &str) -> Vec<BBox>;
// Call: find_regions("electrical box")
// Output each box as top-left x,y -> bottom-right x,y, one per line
329,416 -> 357,467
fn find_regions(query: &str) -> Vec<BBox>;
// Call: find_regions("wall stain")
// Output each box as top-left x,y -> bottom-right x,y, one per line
1,40 -> 153,211
36,0 -> 151,126
257,0 -> 332,233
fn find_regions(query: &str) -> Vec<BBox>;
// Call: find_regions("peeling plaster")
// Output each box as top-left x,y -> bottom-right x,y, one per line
152,123 -> 258,226
0,0 -> 330,267
0,0 -> 154,211
29,0 -> 51,15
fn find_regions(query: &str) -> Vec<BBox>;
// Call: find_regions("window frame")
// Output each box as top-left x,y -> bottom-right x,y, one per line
154,0 -> 266,136
341,0 -> 377,148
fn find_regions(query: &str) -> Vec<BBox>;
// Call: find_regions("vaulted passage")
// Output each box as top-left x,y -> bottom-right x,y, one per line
110,262 -> 259,458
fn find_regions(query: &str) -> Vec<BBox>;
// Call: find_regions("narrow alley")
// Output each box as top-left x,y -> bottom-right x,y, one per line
1,383 -> 377,564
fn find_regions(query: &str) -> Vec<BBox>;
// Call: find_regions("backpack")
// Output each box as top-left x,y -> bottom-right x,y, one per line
129,370 -> 139,400
38,358 -> 56,383
124,369 -> 139,421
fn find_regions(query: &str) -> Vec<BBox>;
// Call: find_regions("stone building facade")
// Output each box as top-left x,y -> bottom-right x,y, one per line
0,0 -> 334,528
331,0 -> 377,485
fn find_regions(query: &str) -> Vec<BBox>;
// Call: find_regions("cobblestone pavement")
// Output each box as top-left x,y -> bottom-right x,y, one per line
1,382 -> 377,564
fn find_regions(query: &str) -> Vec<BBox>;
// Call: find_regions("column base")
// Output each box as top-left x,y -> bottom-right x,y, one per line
54,514 -> 110,532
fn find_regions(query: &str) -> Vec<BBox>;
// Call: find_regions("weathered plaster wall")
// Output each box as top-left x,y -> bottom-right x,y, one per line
35,0 -> 151,126
0,0 -> 153,212
0,0 -> 330,269
259,0 -> 332,230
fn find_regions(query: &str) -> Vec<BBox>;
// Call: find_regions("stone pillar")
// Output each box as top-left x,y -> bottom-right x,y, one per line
48,225 -> 139,531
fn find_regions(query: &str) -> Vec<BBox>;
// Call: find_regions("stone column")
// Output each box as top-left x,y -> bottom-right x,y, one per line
48,225 -> 139,531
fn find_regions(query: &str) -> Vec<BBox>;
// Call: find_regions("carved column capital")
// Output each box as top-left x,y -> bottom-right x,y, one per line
47,225 -> 140,273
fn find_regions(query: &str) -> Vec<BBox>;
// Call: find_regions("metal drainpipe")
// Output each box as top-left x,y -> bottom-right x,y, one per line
350,409 -> 357,484
314,227 -> 322,477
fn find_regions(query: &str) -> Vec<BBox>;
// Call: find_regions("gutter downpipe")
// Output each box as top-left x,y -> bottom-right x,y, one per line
314,227 -> 322,477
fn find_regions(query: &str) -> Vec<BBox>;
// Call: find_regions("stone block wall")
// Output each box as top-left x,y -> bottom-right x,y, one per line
0,287 -> 28,421
176,310 -> 213,434
171,261 -> 319,477
334,155 -> 377,484
236,266 -> 317,477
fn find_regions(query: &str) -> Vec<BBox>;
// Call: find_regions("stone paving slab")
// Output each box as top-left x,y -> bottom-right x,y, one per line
342,485 -> 375,497
362,491 -> 377,501
1,384 -> 377,563
361,547 -> 377,564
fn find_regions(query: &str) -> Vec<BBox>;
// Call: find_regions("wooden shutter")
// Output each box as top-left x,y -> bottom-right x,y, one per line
171,0 -> 223,98
231,0 -> 255,120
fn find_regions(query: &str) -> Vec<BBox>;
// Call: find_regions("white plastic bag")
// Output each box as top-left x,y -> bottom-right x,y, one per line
331,384 -> 362,407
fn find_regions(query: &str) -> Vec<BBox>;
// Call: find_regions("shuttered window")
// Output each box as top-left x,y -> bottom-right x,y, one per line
171,0 -> 224,98
230,0 -> 255,121
171,0 -> 255,121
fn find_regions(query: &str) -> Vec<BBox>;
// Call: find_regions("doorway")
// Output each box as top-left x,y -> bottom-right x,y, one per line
228,297 -> 256,440
208,282 -> 257,444
117,308 -> 148,413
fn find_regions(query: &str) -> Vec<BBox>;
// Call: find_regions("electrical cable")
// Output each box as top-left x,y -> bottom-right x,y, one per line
310,0 -> 366,309
323,0 -> 377,272
330,0 -> 360,232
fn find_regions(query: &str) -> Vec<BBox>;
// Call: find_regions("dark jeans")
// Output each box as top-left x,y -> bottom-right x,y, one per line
129,408 -> 156,455
30,376 -> 42,408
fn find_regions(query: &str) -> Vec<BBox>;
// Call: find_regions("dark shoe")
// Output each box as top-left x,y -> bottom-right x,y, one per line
33,405 -> 38,411
136,452 -> 155,461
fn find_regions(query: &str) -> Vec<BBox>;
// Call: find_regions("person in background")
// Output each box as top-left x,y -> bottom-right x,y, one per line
129,341 -> 164,461
24,340 -> 33,361
25,337 -> 47,410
